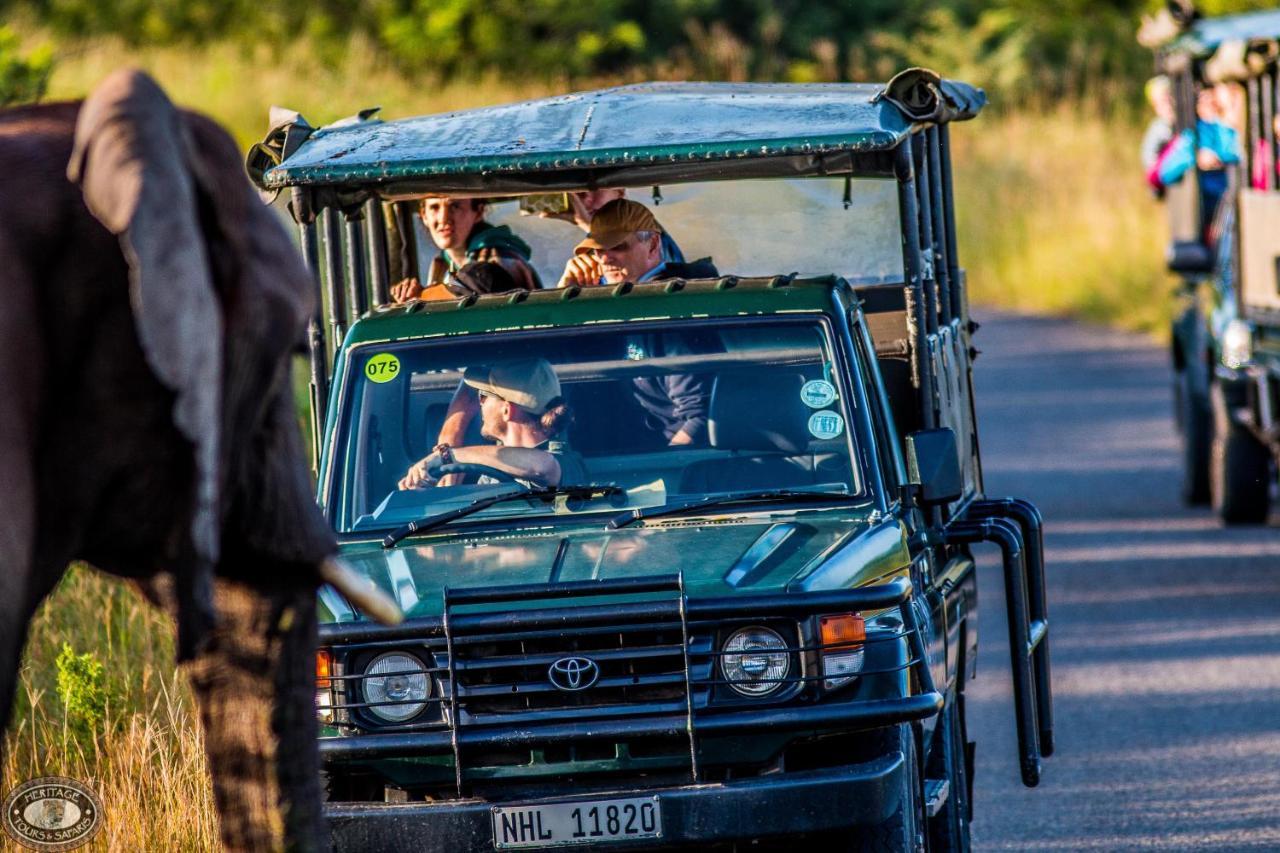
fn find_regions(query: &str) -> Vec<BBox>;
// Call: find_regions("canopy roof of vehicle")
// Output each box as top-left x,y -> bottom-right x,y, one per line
1164,8 -> 1280,59
256,69 -> 984,198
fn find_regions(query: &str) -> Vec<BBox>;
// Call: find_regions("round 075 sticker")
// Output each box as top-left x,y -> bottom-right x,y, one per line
800,379 -> 837,408
808,410 -> 845,440
364,352 -> 401,384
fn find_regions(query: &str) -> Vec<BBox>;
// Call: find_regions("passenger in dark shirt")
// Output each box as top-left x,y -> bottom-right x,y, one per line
558,198 -> 719,446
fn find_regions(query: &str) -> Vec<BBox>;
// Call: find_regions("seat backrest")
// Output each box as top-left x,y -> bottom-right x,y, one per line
708,370 -> 810,453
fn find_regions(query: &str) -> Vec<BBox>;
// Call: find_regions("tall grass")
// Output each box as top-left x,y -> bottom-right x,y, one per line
3,33 -> 1175,851
2,566 -> 218,850
953,103 -> 1173,335
22,29 -> 563,148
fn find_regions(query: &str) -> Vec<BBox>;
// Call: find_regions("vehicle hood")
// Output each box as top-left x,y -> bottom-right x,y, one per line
321,511 -> 910,623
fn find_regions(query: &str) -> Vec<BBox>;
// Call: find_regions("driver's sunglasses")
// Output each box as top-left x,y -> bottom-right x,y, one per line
477,390 -> 505,404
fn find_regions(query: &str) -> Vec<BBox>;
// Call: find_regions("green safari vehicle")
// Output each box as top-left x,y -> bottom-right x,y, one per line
252,69 -> 1053,851
1149,9 -> 1280,522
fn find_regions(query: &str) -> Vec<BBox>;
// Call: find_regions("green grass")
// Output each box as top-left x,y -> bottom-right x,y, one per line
3,32 -> 1175,847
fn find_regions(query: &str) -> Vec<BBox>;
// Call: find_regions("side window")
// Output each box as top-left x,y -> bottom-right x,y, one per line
851,315 -> 908,495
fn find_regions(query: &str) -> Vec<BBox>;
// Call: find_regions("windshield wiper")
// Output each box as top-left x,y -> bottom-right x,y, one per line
607,489 -> 856,530
382,484 -> 624,548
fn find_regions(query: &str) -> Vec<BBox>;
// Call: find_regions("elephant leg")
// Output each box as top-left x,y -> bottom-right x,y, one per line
0,242 -> 40,733
184,575 -> 327,852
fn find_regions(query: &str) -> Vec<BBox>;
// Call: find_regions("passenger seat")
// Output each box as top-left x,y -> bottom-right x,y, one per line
677,371 -> 846,494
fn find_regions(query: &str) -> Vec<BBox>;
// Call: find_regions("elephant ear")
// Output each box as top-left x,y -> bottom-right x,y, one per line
68,70 -> 223,642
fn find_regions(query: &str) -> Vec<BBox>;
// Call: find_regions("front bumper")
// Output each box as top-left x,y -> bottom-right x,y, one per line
327,753 -> 904,851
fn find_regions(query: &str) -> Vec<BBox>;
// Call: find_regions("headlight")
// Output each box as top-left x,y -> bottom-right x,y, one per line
1222,319 -> 1253,370
362,652 -> 429,722
720,626 -> 791,697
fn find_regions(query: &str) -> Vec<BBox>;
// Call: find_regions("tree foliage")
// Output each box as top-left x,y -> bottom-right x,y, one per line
0,25 -> 52,105
3,0 -> 1275,103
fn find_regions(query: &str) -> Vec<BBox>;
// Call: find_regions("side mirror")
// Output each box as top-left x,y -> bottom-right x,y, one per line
1166,240 -> 1214,276
906,428 -> 963,507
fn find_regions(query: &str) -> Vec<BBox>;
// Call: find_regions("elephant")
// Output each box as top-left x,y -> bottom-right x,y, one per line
0,69 -> 397,850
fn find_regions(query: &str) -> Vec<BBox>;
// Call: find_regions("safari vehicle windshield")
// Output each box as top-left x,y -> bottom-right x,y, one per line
328,317 -> 864,534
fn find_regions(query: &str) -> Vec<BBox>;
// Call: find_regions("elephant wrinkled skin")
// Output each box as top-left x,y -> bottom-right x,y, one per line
0,69 -> 338,851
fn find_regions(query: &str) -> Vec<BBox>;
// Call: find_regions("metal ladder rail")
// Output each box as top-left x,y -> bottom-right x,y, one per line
944,517 -> 1044,787
968,498 -> 1054,757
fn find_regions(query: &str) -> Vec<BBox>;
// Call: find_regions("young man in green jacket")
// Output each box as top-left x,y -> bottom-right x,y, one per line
390,196 -> 539,301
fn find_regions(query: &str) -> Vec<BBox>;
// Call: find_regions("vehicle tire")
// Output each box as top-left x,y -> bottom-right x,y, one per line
1174,369 -> 1212,505
847,724 -> 924,853
1209,382 -> 1272,525
927,696 -> 971,853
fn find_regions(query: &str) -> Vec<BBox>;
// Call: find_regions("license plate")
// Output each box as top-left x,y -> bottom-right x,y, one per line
492,796 -> 661,848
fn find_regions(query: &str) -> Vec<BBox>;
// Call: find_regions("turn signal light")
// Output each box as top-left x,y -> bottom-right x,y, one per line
316,650 -> 333,689
820,613 -> 866,648
316,650 -> 335,724
819,613 -> 865,690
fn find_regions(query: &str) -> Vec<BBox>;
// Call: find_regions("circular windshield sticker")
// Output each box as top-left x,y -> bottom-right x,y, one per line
364,353 -> 401,384
808,410 -> 845,440
800,379 -> 837,408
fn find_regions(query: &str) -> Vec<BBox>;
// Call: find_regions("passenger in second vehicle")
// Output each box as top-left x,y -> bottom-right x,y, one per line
555,199 -> 715,288
390,195 -> 539,302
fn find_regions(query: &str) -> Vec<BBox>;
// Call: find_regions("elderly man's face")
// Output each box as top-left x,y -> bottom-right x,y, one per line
421,197 -> 483,251
591,232 -> 662,284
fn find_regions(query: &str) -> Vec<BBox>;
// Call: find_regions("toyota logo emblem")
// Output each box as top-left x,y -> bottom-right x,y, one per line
548,657 -> 600,691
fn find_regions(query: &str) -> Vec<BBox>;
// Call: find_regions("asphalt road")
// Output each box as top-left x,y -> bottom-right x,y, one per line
965,311 -> 1280,851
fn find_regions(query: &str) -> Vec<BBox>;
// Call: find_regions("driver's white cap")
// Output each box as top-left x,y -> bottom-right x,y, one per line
463,358 -> 561,414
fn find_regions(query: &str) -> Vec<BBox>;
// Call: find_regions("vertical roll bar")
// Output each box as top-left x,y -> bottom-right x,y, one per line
343,209 -> 369,324
938,125 -> 964,326
895,141 -> 936,430
1253,72 -> 1275,191
366,199 -> 391,306
292,188 -> 327,472
1272,67 -> 1280,192
927,127 -> 953,326
911,134 -> 940,334
1247,77 -> 1263,191
320,207 -> 347,358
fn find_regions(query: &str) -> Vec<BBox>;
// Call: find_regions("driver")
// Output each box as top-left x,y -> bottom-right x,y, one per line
398,358 -> 581,490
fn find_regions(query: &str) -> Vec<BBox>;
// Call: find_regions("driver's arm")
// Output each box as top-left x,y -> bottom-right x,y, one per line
451,445 -> 562,486
433,383 -> 480,487
437,382 -> 479,446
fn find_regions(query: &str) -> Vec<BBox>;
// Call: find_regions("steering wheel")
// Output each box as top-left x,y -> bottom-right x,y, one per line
427,459 -> 522,484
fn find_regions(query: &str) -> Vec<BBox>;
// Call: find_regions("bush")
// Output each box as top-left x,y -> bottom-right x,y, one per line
55,643 -> 107,742
0,25 -> 52,105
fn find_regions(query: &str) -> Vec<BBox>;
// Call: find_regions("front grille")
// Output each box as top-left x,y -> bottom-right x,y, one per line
320,573 -> 927,801
446,623 -> 714,724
